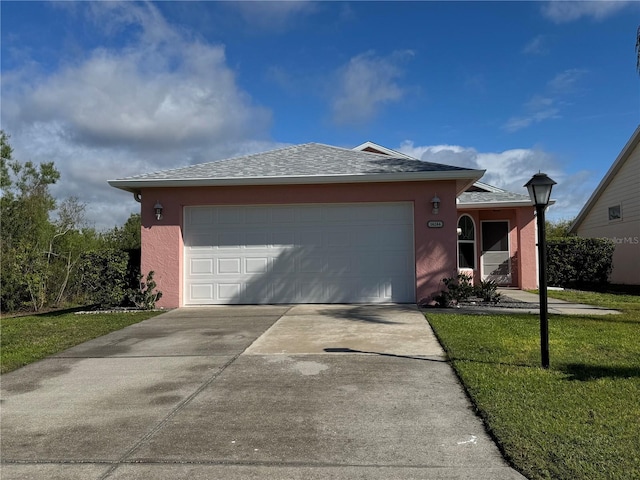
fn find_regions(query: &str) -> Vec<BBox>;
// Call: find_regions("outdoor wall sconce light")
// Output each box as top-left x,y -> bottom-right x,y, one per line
431,195 -> 441,214
154,201 -> 163,221
524,172 -> 557,369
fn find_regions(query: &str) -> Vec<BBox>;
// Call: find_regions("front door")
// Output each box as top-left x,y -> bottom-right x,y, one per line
481,221 -> 511,284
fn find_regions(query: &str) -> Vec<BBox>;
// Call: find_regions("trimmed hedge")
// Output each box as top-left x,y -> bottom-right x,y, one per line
547,237 -> 614,289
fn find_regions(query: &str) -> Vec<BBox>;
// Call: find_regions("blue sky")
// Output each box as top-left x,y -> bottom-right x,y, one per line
2,1 -> 639,230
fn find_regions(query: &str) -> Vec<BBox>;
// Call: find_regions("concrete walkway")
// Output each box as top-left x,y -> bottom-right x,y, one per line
0,305 -> 526,480
498,289 -> 621,315
428,288 -> 620,316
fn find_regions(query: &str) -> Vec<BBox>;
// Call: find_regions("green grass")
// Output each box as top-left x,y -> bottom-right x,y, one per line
1,309 -> 163,374
427,293 -> 640,480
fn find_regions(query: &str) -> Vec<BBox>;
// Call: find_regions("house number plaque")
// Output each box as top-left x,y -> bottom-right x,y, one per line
427,220 -> 444,228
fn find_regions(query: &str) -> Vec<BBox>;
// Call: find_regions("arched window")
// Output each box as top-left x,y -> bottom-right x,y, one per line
458,215 -> 476,269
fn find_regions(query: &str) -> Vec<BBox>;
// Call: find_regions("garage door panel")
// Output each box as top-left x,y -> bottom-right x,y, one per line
184,203 -> 415,305
272,231 -> 295,246
271,206 -> 297,223
327,255 -> 350,272
190,258 -> 214,275
191,284 -> 214,301
217,283 -> 241,301
245,257 -> 269,274
218,258 -> 241,275
244,232 -> 269,248
327,230 -> 350,247
296,231 -> 319,247
188,208 -> 213,226
379,254 -> 411,274
245,206 -> 269,223
188,233 -> 213,249
217,207 -> 243,224
298,256 -> 324,273
298,205 -> 324,223
272,254 -> 295,274
218,232 -> 243,248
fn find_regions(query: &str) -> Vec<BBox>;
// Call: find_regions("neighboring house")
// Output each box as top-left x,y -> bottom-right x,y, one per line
109,142 -> 538,308
569,125 -> 640,285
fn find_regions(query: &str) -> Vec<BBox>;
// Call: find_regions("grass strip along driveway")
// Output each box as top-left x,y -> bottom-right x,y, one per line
1,310 -> 163,374
427,291 -> 640,480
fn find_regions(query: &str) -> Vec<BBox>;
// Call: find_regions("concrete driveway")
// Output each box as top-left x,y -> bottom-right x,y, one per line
1,305 -> 525,479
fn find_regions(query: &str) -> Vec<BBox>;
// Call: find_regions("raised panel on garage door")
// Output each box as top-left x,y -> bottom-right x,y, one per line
183,203 -> 415,305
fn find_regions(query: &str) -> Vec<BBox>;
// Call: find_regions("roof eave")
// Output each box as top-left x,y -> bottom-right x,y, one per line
457,200 -> 534,209
109,169 -> 486,195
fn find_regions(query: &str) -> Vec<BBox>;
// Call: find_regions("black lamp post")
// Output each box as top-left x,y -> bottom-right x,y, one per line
524,172 -> 557,369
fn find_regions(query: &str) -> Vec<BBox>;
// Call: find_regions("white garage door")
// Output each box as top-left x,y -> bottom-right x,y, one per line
183,203 -> 415,305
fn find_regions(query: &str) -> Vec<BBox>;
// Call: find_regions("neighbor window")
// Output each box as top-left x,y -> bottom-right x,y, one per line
458,215 -> 476,269
608,205 -> 622,221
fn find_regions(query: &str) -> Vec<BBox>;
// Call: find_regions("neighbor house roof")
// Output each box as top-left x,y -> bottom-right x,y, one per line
109,142 -> 484,195
569,124 -> 640,233
457,184 -> 533,209
352,141 -> 416,159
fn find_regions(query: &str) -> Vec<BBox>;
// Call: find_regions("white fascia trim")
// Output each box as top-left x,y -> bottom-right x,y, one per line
109,169 -> 486,193
352,141 -> 416,159
472,181 -> 505,193
457,199 -> 556,209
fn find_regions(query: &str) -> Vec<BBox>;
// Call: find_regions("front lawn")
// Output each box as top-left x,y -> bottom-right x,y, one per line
1,310 -> 163,374
427,292 -> 640,480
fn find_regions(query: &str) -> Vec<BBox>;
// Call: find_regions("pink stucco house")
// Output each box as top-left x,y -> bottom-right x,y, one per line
109,142 -> 538,308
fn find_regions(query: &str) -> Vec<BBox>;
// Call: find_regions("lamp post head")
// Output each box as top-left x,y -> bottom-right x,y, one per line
524,172 -> 557,207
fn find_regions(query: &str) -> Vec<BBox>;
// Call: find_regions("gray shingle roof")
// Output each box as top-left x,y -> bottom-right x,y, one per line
458,191 -> 531,204
118,142 -> 474,181
109,142 -> 485,195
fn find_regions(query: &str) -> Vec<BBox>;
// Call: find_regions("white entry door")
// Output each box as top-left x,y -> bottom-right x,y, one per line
183,203 -> 415,305
481,221 -> 511,284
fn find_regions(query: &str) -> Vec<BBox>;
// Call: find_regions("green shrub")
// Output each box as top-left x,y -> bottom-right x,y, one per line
547,237 -> 614,289
128,270 -> 163,310
77,249 -> 129,307
435,273 -> 474,306
436,275 -> 503,306
475,279 -> 502,303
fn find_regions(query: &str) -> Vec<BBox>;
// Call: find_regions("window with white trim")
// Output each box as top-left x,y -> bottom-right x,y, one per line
458,215 -> 476,269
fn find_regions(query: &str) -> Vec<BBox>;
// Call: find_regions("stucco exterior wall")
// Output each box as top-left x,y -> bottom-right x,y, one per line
140,181 -> 459,308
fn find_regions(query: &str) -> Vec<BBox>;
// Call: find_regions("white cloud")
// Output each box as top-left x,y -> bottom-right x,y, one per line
225,1 -> 318,30
503,107 -> 561,133
2,2 -> 275,230
541,1 -> 631,23
547,68 -> 587,92
503,69 -> 587,132
331,50 -> 414,125
522,35 -> 548,55
397,141 -> 593,220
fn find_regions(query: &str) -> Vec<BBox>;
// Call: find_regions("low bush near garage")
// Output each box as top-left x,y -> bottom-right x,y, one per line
426,291 -> 640,480
0,309 -> 163,373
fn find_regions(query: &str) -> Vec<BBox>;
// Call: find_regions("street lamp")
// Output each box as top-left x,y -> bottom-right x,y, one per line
524,172 -> 556,369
